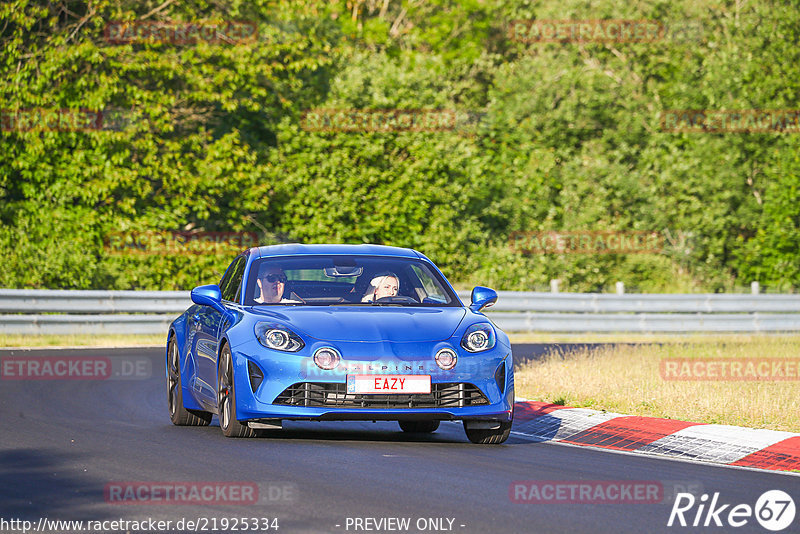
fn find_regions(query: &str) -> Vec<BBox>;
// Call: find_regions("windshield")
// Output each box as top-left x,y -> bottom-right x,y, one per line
244,255 -> 460,307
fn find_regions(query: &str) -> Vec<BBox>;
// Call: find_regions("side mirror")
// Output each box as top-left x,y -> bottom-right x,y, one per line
191,284 -> 224,311
470,286 -> 498,312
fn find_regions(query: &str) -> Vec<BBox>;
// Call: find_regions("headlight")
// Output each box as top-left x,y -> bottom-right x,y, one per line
255,322 -> 304,352
461,323 -> 496,352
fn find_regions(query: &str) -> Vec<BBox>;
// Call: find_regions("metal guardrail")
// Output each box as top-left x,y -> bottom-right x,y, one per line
1,314 -> 174,335
486,312 -> 800,333
478,291 -> 800,313
0,289 -> 190,314
0,290 -> 189,335
1,289 -> 800,334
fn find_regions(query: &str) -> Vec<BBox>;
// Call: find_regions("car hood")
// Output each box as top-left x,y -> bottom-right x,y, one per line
248,306 -> 467,342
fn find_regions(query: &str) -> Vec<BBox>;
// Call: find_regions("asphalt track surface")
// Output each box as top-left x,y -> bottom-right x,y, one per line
1,346 -> 798,534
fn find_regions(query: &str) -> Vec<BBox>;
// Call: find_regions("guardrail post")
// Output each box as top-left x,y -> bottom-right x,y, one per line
615,281 -> 625,295
550,279 -> 560,293
751,281 -> 760,295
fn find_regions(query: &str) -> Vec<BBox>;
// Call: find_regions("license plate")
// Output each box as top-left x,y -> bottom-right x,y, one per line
347,374 -> 431,394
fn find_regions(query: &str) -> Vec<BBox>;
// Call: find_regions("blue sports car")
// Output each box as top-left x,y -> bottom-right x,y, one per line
166,244 -> 514,444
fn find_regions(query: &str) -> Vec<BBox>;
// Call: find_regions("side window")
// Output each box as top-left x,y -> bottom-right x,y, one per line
218,259 -> 237,296
220,256 -> 246,303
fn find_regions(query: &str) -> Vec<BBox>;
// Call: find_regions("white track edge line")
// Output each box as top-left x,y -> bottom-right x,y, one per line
510,431 -> 800,478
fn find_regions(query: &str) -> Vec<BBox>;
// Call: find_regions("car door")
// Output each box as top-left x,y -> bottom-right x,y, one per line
190,255 -> 246,405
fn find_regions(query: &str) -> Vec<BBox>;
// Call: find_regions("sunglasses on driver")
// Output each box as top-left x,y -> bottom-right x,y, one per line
261,273 -> 288,283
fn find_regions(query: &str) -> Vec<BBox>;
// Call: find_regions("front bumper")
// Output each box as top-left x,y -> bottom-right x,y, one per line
230,338 -> 514,422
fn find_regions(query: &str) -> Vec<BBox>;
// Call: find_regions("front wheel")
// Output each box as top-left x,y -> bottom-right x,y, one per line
464,400 -> 514,444
398,420 -> 440,433
217,344 -> 259,438
463,420 -> 512,444
166,337 -> 212,426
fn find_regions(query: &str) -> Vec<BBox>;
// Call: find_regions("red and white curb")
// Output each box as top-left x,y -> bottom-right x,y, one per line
512,400 -> 800,473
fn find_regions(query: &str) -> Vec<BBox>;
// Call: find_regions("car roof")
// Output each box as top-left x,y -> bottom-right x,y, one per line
251,243 -> 423,259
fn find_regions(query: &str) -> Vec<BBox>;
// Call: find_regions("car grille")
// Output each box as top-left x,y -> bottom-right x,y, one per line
273,382 -> 489,409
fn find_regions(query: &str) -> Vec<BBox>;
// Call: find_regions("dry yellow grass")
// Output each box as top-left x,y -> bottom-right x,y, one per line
0,334 -> 165,348
507,333 -> 785,344
515,335 -> 800,432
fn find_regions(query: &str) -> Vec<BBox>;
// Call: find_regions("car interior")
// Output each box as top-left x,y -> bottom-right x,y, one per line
249,261 -> 447,305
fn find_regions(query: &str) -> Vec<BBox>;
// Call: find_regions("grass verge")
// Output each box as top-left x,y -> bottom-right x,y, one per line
507,332 -> 796,344
515,335 -> 800,432
0,334 -> 165,348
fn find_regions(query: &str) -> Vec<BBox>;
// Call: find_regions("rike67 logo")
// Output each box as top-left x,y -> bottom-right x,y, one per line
668,490 -> 795,531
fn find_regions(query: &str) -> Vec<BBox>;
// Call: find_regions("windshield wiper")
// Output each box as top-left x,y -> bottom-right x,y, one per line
252,302 -> 320,306
329,302 -> 405,306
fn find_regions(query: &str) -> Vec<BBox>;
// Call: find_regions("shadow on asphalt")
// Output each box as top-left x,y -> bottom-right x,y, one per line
0,448 -> 118,521
169,419 -> 468,444
166,418 -> 554,446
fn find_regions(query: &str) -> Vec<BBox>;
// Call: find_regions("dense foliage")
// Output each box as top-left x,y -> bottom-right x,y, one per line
1,0 -> 798,292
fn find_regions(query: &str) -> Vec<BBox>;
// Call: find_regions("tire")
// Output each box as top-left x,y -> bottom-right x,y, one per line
217,344 -> 259,438
463,420 -> 512,444
398,420 -> 440,433
166,337 -> 212,426
463,399 -> 514,444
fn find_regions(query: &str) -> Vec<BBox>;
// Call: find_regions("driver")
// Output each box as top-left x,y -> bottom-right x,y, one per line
255,266 -> 301,304
362,272 -> 399,302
